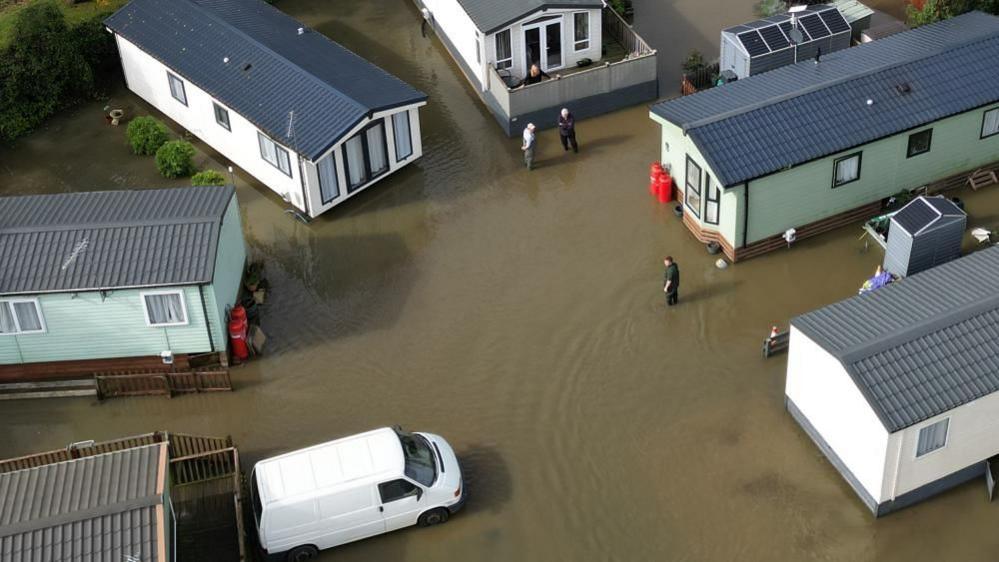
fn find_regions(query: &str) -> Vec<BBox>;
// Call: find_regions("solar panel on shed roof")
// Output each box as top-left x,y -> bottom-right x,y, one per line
760,25 -> 790,50
820,9 -> 851,34
892,198 -> 939,235
800,13 -> 830,39
738,30 -> 770,56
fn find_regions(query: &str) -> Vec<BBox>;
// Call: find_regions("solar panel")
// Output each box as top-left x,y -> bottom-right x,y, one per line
819,9 -> 851,34
738,30 -> 770,56
780,20 -> 810,43
759,24 -> 790,50
800,14 -> 830,39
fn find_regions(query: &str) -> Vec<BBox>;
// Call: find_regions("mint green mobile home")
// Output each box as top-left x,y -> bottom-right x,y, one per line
0,186 -> 245,381
650,12 -> 999,261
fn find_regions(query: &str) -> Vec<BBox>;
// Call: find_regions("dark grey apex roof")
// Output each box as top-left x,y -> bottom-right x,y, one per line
651,11 -> 999,187
891,195 -> 965,236
0,444 -> 165,562
457,0 -> 602,34
105,0 -> 427,161
792,246 -> 999,432
0,186 -> 235,295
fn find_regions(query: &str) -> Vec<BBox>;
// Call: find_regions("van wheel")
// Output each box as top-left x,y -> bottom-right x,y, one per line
418,508 -> 449,527
286,545 -> 319,562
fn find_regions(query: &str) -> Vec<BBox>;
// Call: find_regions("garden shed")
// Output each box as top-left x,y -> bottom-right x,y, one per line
883,196 -> 966,278
720,4 -> 851,79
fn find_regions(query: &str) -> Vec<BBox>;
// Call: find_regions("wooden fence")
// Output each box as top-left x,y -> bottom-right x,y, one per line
95,367 -> 232,399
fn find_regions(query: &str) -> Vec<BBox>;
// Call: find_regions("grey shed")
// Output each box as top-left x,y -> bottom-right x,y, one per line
720,4 -> 852,79
883,195 -> 966,277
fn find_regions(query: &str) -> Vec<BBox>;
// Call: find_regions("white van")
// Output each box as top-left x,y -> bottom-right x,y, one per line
250,427 -> 464,561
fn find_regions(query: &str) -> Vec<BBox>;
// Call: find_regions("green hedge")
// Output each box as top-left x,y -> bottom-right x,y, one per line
127,116 -> 170,155
155,140 -> 197,178
0,0 -> 119,143
191,169 -> 228,186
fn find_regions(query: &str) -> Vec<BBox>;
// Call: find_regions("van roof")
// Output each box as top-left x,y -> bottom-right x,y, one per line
254,427 -> 404,504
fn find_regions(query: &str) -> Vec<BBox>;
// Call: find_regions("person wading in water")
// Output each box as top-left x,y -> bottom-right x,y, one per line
663,256 -> 679,307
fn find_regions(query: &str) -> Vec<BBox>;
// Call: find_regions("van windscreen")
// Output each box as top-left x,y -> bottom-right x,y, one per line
397,431 -> 437,487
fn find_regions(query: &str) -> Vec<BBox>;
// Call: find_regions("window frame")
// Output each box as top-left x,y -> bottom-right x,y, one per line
906,129 -> 932,158
213,102 -> 231,132
704,173 -> 720,225
0,298 -> 46,336
377,478 -> 419,504
140,290 -> 189,328
392,111 -> 413,162
167,72 -> 188,106
573,12 -> 590,52
257,132 -> 293,178
317,151 -> 340,205
494,29 -> 513,70
832,152 -> 862,188
982,107 -> 999,140
684,155 -> 702,219
341,119 -> 390,193
915,417 -> 950,459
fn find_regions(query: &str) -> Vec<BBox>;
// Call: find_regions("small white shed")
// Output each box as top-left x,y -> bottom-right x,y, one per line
786,245 -> 999,516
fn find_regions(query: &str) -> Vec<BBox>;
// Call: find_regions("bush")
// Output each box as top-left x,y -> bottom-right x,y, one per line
155,140 -> 196,178
191,169 -> 227,186
126,116 -> 170,155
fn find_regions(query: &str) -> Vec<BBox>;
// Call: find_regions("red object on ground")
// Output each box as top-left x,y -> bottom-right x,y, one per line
650,162 -> 664,196
229,305 -> 249,361
656,173 -> 673,203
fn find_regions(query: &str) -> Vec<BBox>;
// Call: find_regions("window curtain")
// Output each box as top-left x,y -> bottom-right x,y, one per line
345,136 -> 365,186
836,156 -> 859,184
574,13 -> 589,47
916,419 -> 949,456
146,294 -> 185,325
393,113 -> 412,161
318,153 -> 339,203
496,30 -> 512,67
985,109 -> 999,136
366,123 -> 388,174
259,134 -> 277,165
0,302 -> 15,333
12,302 -> 41,331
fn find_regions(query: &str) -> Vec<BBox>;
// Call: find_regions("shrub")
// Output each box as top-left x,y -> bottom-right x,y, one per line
191,169 -> 227,186
754,0 -> 785,17
155,140 -> 196,178
126,116 -> 170,155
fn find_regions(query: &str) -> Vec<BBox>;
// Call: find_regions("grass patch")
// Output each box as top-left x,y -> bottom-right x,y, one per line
0,0 -> 126,48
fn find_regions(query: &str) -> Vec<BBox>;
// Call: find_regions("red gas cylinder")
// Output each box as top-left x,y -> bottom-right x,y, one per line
656,173 -> 674,203
649,162 -> 664,195
229,305 -> 249,362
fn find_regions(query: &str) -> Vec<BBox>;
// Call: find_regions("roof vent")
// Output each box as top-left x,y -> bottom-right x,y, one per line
896,83 -> 912,95
297,27 -> 305,35
866,98 -> 874,106
814,47 -> 821,64
223,56 -> 230,64
242,63 -> 252,72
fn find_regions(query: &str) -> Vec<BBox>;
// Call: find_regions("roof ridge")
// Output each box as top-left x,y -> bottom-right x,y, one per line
177,0 -> 370,142
0,217 -> 219,236
683,15 -> 999,132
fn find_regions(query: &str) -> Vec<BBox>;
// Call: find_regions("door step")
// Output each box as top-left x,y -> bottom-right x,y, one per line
0,379 -> 97,400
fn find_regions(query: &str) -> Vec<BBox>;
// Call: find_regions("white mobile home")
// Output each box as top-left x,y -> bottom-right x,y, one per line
105,0 -> 428,219
786,246 -> 999,516
415,0 -> 657,135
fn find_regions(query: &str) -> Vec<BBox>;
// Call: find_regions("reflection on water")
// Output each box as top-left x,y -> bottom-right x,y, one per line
2,0 -> 997,561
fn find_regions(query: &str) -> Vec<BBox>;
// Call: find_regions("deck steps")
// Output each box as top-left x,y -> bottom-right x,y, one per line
968,168 -> 999,191
0,378 -> 97,400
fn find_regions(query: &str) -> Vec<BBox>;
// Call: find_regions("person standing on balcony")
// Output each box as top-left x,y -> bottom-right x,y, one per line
521,123 -> 537,171
517,64 -> 550,88
557,108 -> 578,153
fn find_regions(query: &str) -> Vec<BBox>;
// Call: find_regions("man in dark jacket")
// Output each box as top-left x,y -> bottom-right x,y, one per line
663,256 -> 679,307
557,108 -> 578,153
516,64 -> 550,88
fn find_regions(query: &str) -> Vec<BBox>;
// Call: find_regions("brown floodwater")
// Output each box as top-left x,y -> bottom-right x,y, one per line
3,0 -> 998,560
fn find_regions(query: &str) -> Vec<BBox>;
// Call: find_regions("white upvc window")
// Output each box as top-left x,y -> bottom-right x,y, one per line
573,12 -> 590,52
167,72 -> 188,106
916,418 -> 949,458
0,299 -> 46,335
258,132 -> 293,177
833,152 -> 861,188
495,29 -> 512,70
982,107 -> 999,139
141,291 -> 189,327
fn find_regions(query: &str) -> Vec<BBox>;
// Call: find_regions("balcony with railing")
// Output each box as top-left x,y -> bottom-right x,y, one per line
483,7 -> 657,134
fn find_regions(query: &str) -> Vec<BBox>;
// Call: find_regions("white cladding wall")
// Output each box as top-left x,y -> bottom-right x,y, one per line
300,106 -> 424,216
484,8 -> 603,80
883,388 -> 999,500
786,327 -> 889,500
115,35 -> 307,211
420,0 -> 484,85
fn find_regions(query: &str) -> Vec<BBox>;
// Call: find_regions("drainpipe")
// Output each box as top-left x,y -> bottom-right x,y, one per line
889,433 -> 904,502
198,285 -> 216,353
742,181 -> 751,248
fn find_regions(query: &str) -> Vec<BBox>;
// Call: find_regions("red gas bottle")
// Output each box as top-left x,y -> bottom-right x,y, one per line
229,305 -> 249,362
656,171 -> 674,203
650,162 -> 664,196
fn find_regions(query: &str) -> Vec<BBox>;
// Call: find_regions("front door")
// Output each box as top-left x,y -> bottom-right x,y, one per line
523,18 -> 563,73
378,479 -> 423,532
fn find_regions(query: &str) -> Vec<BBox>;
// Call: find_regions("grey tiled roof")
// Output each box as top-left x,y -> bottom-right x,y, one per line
0,186 -> 235,295
456,0 -> 602,33
651,12 -> 999,187
0,444 -> 165,562
792,246 -> 999,432
105,0 -> 427,161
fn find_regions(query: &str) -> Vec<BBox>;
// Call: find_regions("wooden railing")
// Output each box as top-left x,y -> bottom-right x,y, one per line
95,367 -> 232,399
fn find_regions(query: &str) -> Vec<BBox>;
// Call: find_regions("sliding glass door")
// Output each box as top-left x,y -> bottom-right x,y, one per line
342,119 -> 389,193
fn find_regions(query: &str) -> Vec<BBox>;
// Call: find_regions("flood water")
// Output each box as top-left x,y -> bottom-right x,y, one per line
3,0 -> 999,560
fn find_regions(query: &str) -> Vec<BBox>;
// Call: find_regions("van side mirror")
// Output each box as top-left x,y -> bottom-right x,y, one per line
414,487 -> 423,501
